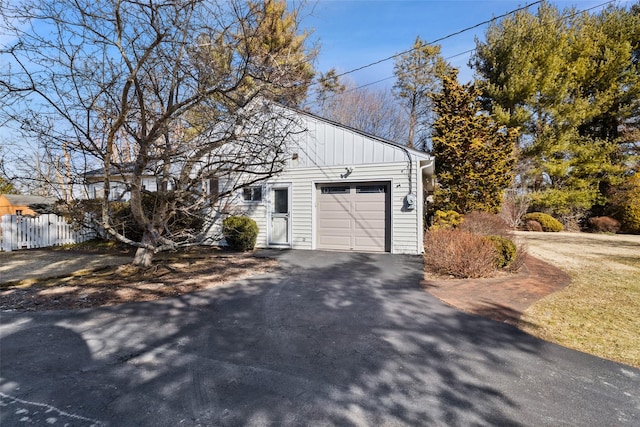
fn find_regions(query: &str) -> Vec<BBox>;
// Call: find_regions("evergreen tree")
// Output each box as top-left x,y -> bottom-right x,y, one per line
0,176 -> 17,194
242,0 -> 316,106
393,37 -> 450,150
472,2 -> 640,220
431,71 -> 518,214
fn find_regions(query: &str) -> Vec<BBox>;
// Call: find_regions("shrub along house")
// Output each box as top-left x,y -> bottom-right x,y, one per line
214,108 -> 435,255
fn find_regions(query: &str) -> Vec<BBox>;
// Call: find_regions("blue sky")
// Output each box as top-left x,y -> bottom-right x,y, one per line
298,0 -> 632,86
1,1 -> 632,153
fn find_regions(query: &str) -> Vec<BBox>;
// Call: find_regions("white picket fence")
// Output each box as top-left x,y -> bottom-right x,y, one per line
0,214 -> 96,252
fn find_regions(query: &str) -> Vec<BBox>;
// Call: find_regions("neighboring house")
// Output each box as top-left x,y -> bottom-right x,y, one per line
217,108 -> 435,255
0,194 -> 56,216
84,163 -> 160,201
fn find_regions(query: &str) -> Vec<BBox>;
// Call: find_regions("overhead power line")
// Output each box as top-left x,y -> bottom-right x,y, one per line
308,0 -> 619,102
326,0 -> 543,82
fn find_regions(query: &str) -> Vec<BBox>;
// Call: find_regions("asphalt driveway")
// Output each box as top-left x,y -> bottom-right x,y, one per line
1,250 -> 638,426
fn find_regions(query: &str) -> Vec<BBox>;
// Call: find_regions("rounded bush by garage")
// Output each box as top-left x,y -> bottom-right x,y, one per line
223,216 -> 259,251
522,212 -> 563,232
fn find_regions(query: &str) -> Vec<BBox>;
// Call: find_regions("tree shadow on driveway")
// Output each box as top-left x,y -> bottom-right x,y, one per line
1,250 -> 639,426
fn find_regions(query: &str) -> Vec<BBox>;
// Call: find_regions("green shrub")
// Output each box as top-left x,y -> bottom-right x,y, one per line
424,229 -> 496,278
607,174 -> 640,234
222,216 -> 259,251
524,219 -> 543,232
431,210 -> 462,230
588,216 -> 620,233
621,201 -> 640,234
522,212 -> 563,232
460,211 -> 511,238
486,235 -> 517,268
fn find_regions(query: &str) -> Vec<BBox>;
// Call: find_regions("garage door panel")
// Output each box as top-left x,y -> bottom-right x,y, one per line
318,235 -> 352,248
354,237 -> 385,250
321,196 -> 351,206
319,218 -> 351,229
354,219 -> 386,230
317,182 -> 389,252
353,202 -> 384,212
319,209 -> 352,219
354,235 -> 385,251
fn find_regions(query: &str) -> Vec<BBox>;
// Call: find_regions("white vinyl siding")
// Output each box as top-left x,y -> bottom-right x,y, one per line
208,108 -> 433,255
262,161 -> 422,254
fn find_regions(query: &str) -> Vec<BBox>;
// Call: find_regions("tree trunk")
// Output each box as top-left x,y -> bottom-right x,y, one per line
407,99 -> 417,149
132,231 -> 155,267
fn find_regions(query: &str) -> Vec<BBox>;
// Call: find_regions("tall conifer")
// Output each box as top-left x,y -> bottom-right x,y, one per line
431,71 -> 518,214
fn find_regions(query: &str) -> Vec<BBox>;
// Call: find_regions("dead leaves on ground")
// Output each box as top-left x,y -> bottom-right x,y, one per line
0,254 -> 277,311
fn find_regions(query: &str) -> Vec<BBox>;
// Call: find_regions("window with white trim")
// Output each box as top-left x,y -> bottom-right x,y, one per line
242,186 -> 263,202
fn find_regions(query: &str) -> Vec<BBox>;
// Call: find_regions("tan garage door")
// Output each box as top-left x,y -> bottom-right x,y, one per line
317,182 -> 390,252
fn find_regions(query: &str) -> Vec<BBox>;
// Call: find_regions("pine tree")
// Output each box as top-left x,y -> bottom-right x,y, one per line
431,71 -> 518,214
472,2 -> 640,220
0,176 -> 17,194
242,0 -> 316,106
393,37 -> 450,150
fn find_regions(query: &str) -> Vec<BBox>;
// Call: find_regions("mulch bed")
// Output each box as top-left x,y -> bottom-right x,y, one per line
0,251 -> 277,312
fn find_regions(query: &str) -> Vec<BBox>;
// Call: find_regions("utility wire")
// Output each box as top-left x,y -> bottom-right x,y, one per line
305,0 -> 543,103
324,0 -> 543,83
308,0 -> 619,103
338,49 -> 476,95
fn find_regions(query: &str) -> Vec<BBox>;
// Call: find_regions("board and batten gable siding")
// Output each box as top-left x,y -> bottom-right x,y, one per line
291,113 -> 410,167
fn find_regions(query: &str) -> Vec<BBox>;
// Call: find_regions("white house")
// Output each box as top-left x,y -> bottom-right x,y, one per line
81,106 -> 435,255
218,108 -> 435,255
84,163 -> 160,201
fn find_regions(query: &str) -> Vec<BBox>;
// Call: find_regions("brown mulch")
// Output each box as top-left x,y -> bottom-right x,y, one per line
422,256 -> 571,325
0,250 -> 278,312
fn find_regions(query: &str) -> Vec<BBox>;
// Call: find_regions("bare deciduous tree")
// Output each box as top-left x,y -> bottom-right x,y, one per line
0,0 -> 316,266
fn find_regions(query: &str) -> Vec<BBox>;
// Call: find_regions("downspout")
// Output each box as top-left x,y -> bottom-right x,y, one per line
418,158 -> 435,254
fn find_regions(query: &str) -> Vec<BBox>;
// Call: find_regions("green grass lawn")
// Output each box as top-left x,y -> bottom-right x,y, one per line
517,232 -> 640,368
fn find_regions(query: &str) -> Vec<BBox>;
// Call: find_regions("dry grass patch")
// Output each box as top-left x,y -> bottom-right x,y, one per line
0,252 -> 277,311
517,231 -> 640,368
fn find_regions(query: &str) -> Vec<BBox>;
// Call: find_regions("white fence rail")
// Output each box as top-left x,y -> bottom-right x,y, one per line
0,214 -> 96,252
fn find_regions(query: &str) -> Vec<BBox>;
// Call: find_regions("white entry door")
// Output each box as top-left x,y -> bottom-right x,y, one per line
269,185 -> 291,246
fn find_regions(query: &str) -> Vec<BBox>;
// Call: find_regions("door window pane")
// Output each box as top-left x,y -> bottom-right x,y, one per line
321,186 -> 349,194
273,188 -> 288,213
356,185 -> 386,193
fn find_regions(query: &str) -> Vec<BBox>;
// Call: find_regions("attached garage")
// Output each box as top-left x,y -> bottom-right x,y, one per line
316,182 -> 390,252
216,103 -> 435,255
